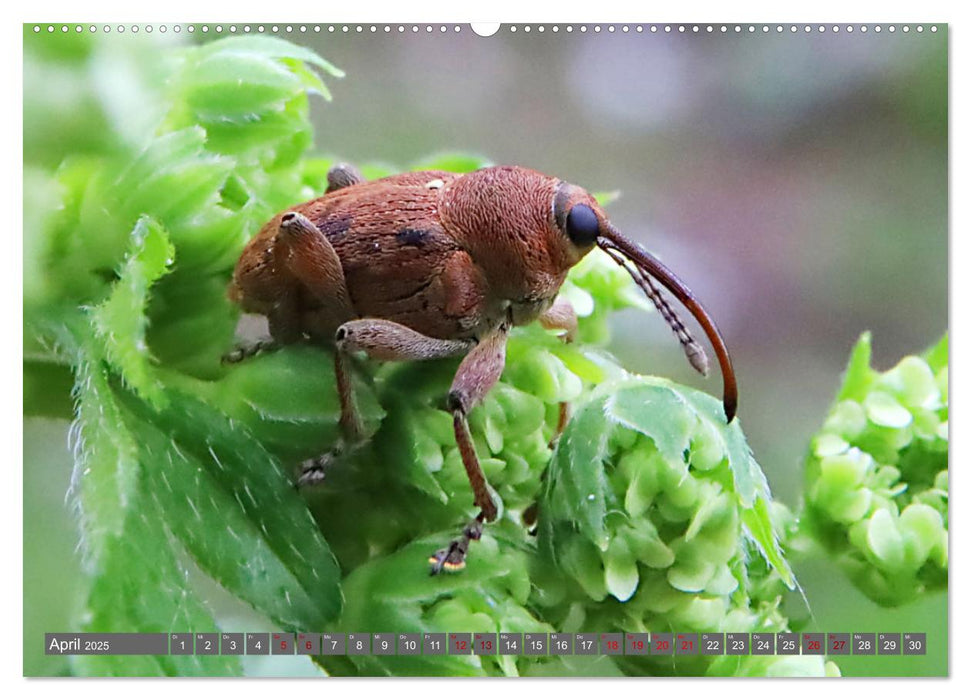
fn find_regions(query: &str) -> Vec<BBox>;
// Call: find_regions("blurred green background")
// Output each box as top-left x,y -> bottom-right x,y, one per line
23,25 -> 947,676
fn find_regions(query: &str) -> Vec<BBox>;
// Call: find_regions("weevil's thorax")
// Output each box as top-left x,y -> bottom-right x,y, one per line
438,166 -> 593,326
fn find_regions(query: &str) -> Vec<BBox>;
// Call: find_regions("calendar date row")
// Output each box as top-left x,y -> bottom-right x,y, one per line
46,632 -> 926,656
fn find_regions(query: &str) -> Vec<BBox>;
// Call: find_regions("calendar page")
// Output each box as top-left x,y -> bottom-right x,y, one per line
22,17 -> 948,680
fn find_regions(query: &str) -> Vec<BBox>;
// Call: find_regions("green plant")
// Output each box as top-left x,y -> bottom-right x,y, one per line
801,333 -> 948,606
24,32 -> 945,677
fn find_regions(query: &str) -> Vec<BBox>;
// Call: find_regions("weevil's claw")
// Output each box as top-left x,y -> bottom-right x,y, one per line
295,442 -> 349,489
294,460 -> 329,489
221,338 -> 280,365
295,438 -> 369,490
428,548 -> 466,575
429,514 -> 484,576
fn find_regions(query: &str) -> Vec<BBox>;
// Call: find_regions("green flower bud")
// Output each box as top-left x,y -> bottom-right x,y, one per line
624,521 -> 675,569
605,536 -> 639,601
878,356 -> 940,410
689,416 -> 728,471
668,541 -> 717,593
823,400 -> 867,439
864,391 -> 912,429
899,504 -> 945,570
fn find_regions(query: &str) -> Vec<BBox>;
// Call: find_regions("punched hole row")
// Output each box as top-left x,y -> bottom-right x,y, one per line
31,24 -> 941,35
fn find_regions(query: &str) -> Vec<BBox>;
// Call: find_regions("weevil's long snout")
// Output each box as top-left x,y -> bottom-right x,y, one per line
598,224 -> 738,423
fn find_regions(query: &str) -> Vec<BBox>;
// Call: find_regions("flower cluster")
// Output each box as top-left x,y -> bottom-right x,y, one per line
530,381 -> 835,677
802,333 -> 948,606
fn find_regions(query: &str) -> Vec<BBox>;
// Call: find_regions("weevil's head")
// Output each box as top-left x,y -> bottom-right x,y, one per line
552,178 -> 737,421
442,165 -> 737,422
440,167 -> 606,298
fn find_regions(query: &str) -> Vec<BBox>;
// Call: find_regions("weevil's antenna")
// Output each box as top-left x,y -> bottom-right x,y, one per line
600,245 -> 710,377
599,224 -> 738,422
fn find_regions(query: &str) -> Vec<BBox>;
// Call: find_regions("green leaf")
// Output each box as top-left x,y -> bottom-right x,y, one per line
28,33 -> 363,675
923,331 -> 948,371
91,216 -> 174,408
603,384 -> 694,465
560,534 -> 608,601
838,332 -> 875,401
205,346 -> 384,461
69,333 -> 237,675
548,397 -> 611,549
504,344 -> 583,403
113,127 -> 211,200
195,35 -> 345,79
183,52 -> 306,120
72,352 -> 141,567
879,356 -> 940,409
173,37 -> 343,127
146,274 -> 239,380
741,497 -> 794,587
202,100 -> 313,163
73,337 -> 343,639
24,166 -> 63,306
75,496 -> 241,677
679,383 -> 769,508
120,393 -> 343,629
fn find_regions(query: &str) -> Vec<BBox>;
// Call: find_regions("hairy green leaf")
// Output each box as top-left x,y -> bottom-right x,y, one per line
92,216 -> 174,407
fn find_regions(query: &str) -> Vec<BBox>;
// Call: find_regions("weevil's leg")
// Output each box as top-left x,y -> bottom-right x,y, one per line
334,318 -> 474,437
430,325 -> 509,574
221,338 -> 282,365
277,211 -> 355,318
336,319 -> 474,362
296,319 -> 475,487
226,211 -> 353,366
538,297 -> 578,445
326,163 -> 365,193
448,325 -> 509,520
294,344 -> 376,488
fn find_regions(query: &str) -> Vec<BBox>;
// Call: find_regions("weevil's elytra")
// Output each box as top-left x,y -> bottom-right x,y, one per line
318,215 -> 353,242
227,164 -> 737,573
395,228 -> 430,247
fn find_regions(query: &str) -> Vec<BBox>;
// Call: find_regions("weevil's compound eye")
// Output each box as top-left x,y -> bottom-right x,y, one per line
566,204 -> 600,247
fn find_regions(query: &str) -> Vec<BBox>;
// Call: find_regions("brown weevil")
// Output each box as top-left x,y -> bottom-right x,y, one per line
226,164 -> 737,574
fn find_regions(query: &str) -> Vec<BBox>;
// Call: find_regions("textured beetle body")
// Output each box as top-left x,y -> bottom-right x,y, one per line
230,166 -> 599,345
228,164 -> 736,574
